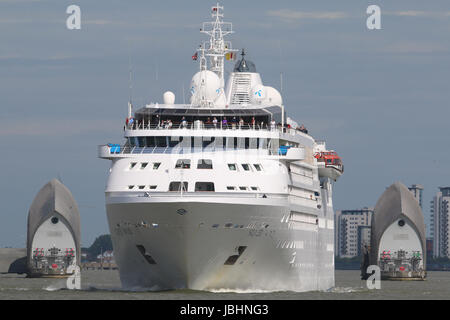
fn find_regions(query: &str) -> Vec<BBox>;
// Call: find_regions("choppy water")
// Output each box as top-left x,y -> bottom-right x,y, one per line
0,270 -> 449,300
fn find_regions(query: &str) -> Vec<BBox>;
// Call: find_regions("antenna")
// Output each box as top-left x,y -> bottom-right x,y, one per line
280,72 -> 283,94
128,55 -> 133,104
198,2 -> 238,86
128,54 -> 133,119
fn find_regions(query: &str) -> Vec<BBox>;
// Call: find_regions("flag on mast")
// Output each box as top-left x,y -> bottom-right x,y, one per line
225,52 -> 236,61
192,52 -> 198,60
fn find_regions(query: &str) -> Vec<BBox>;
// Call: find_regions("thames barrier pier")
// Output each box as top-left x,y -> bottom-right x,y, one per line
362,182 -> 426,280
26,179 -> 81,277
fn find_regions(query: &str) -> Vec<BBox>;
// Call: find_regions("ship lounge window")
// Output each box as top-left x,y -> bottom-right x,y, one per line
169,181 -> 188,192
253,164 -> 262,171
155,136 -> 168,148
175,159 -> 191,169
138,137 -> 145,148
228,163 -> 237,171
242,164 -> 250,171
169,136 -> 181,148
195,182 -> 215,192
146,137 -> 156,147
197,159 -> 213,169
153,162 -> 161,170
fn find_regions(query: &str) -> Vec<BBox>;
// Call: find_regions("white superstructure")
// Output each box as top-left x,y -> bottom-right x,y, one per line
99,3 -> 343,292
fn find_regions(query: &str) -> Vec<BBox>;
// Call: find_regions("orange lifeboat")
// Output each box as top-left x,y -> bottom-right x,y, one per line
314,151 -> 344,180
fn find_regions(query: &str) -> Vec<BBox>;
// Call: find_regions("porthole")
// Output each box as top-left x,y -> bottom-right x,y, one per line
51,217 -> 59,224
398,219 -> 405,227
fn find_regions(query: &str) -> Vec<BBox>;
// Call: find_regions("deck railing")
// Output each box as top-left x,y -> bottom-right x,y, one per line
125,121 -> 310,135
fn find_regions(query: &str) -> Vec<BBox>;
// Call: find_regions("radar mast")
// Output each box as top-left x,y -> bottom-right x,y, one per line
199,3 -> 238,87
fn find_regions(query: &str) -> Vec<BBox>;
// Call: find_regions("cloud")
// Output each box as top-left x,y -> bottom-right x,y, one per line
385,11 -> 450,18
267,9 -> 349,22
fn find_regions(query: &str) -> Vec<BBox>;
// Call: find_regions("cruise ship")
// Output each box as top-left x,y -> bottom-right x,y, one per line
98,3 -> 343,292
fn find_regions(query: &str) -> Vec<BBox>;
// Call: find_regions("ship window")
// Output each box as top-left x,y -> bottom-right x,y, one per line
51,217 -> 59,224
242,164 -> 250,171
251,186 -> 259,191
138,185 -> 145,190
202,137 -> 215,149
228,163 -> 237,171
227,186 -> 236,190
169,181 -> 188,192
140,162 -> 148,169
149,185 -> 157,190
128,185 -> 135,190
130,162 -> 137,169
155,136 -> 167,147
175,159 -> 191,169
146,137 -> 156,147
253,164 -> 262,171
195,182 -> 215,192
138,137 -> 145,147
239,186 -> 247,191
169,136 -> 181,147
153,162 -> 161,170
197,159 -> 213,169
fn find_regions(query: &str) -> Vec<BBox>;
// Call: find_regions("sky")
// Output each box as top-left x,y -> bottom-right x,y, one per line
1,0 -> 450,247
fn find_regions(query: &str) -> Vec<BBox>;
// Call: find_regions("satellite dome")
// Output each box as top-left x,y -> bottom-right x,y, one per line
190,70 -> 221,104
264,86 -> 283,106
163,91 -> 175,105
250,84 -> 266,104
234,49 -> 256,73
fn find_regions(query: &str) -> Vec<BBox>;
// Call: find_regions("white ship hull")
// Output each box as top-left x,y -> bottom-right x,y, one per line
105,195 -> 335,292
99,3 -> 342,293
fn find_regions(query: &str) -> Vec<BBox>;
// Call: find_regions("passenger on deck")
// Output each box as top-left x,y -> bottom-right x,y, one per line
222,117 -> 228,128
181,117 -> 187,128
206,117 -> 212,127
270,119 -> 276,131
298,124 -> 308,134
239,117 -> 244,128
231,116 -> 237,129
251,117 -> 256,129
212,117 -> 218,128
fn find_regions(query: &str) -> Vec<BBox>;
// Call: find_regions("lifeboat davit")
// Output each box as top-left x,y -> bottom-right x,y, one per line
314,151 -> 344,181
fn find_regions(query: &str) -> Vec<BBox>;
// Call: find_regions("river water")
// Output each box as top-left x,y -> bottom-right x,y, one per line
0,270 -> 449,300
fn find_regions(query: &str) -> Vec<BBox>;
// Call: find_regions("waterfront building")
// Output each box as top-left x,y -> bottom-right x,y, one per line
408,184 -> 424,209
431,187 -> 450,258
335,208 -> 373,258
